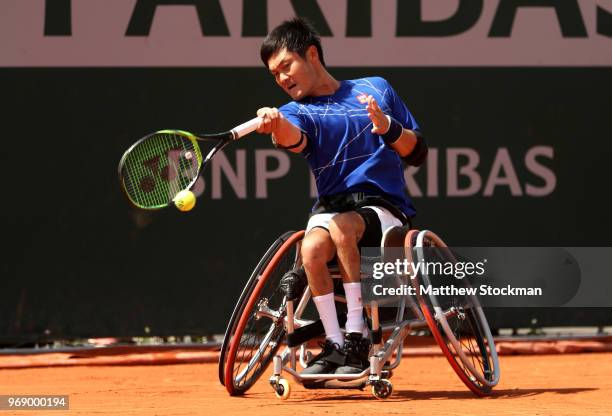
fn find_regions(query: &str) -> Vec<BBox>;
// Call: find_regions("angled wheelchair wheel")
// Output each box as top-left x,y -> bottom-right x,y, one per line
223,230 -> 305,396
218,230 -> 296,386
405,230 -> 500,396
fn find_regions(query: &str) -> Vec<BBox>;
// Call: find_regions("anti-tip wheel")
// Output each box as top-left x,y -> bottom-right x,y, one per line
371,380 -> 393,399
275,378 -> 291,400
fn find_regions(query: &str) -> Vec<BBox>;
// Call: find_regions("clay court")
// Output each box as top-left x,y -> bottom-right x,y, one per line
2,346 -> 611,416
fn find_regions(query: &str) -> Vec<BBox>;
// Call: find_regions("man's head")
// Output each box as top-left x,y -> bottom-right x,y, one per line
261,18 -> 326,100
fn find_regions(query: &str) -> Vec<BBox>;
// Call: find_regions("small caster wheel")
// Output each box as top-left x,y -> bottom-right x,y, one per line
275,378 -> 291,400
371,379 -> 393,399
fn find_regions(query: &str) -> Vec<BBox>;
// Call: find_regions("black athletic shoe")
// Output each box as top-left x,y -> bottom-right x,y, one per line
334,333 -> 371,375
301,339 -> 346,375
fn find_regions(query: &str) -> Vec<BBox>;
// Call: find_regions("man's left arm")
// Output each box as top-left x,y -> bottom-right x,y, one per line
366,94 -> 428,166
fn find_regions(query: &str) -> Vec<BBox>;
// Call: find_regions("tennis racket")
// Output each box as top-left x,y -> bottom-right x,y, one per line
118,118 -> 260,210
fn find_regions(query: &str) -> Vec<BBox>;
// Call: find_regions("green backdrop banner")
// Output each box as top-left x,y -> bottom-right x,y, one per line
1,67 -> 611,342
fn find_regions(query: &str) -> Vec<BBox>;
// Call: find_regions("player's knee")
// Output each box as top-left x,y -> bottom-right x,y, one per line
329,213 -> 363,248
301,232 -> 334,270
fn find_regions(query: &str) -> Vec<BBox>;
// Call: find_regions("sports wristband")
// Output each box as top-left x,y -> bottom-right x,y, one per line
381,116 -> 403,145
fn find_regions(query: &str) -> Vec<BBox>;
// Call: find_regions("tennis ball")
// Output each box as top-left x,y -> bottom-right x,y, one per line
174,190 -> 196,212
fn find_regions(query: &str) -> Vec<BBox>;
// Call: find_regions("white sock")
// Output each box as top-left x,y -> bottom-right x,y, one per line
343,282 -> 368,337
312,292 -> 344,347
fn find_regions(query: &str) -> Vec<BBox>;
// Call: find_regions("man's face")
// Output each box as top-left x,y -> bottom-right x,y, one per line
267,48 -> 316,101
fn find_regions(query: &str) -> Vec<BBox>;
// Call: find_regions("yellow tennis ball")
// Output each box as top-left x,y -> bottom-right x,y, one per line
174,190 -> 196,212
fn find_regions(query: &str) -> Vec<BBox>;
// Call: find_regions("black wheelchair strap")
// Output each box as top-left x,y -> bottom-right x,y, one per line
370,327 -> 383,345
286,313 -> 347,348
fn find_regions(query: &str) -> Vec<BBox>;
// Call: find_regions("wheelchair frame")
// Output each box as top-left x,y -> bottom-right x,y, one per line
220,226 -> 500,399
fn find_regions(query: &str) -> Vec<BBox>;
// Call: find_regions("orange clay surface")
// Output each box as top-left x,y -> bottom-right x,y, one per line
1,352 -> 611,416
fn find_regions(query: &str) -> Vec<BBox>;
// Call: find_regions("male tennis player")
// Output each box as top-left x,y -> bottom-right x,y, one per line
256,18 -> 427,376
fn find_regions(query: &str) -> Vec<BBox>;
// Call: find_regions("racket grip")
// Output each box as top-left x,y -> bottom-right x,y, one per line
231,117 -> 260,140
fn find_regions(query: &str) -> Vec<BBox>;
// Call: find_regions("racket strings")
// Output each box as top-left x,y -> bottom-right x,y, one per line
121,132 -> 202,209
130,138 -> 163,208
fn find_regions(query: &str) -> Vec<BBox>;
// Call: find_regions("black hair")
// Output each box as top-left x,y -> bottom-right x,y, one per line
260,17 -> 325,67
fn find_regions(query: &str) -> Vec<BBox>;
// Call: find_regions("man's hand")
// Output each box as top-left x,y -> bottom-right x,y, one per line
256,107 -> 283,134
366,95 -> 390,135
255,106 -> 305,152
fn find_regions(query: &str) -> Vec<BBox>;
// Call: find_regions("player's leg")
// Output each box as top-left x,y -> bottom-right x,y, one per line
300,221 -> 346,374
327,210 -> 371,374
301,227 -> 335,296
330,207 -> 403,375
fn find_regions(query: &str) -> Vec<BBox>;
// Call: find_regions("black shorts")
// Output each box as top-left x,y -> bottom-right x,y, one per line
308,207 -> 385,248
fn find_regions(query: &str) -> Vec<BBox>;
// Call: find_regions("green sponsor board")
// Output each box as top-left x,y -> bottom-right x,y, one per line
0,67 -> 610,340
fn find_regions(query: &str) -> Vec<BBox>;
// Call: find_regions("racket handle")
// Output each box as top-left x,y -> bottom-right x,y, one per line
231,117 -> 260,140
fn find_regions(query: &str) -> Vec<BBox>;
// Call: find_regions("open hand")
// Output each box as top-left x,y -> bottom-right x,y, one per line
366,95 -> 390,135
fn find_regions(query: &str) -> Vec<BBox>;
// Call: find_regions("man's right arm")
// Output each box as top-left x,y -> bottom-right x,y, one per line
256,107 -> 307,153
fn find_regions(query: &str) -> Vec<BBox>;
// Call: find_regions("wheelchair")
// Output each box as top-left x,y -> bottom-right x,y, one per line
218,226 -> 500,399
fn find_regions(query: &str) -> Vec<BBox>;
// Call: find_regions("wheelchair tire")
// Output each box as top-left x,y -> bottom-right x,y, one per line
405,229 -> 500,396
223,230 -> 305,395
218,231 -> 296,386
